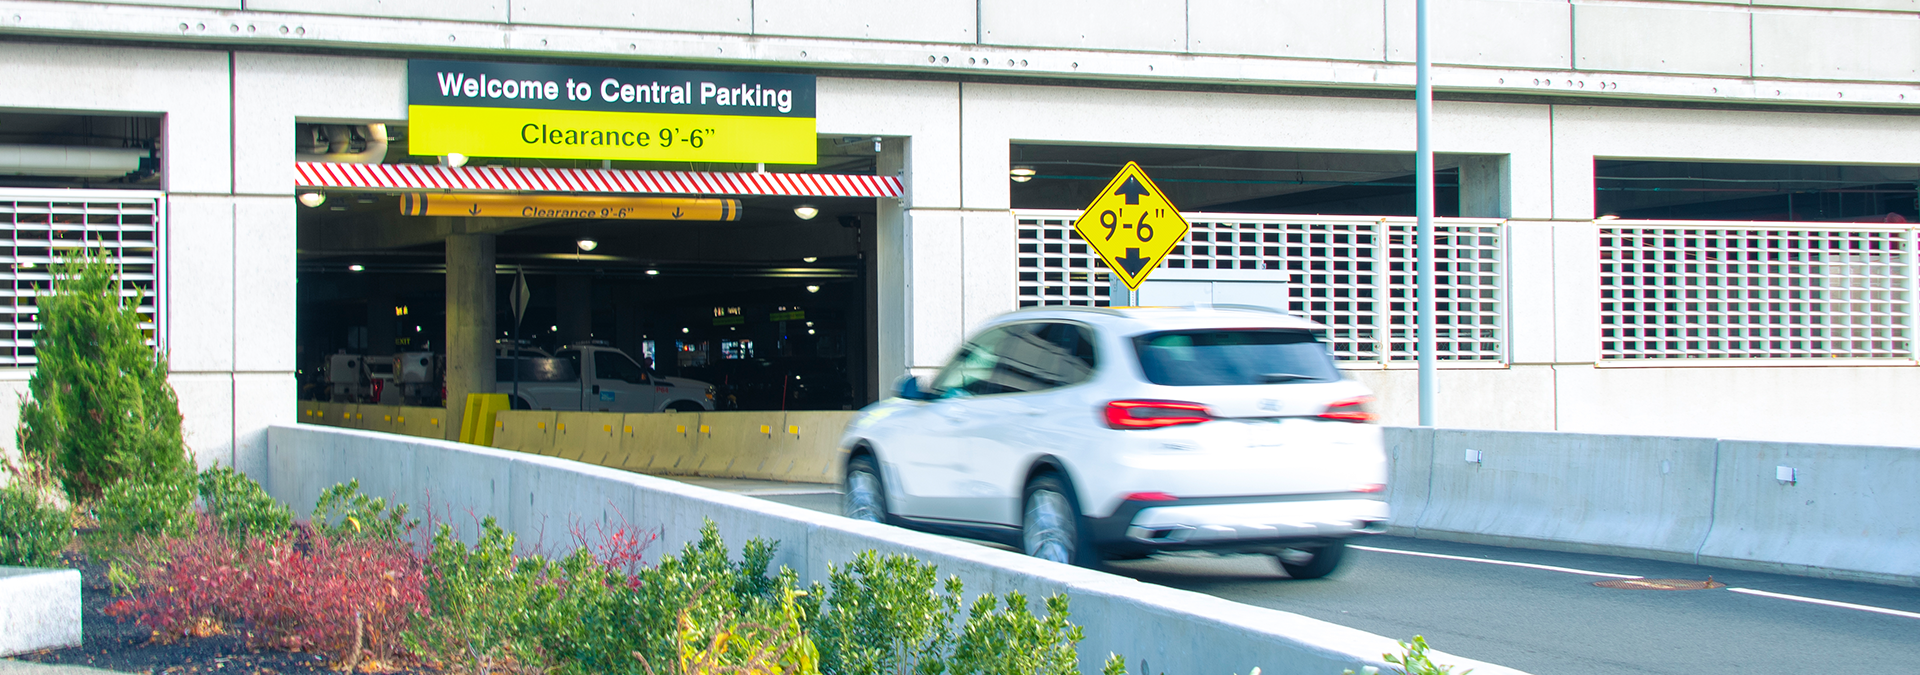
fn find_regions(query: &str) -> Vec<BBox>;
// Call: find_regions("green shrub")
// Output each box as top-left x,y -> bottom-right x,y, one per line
408,516 -> 555,675
947,592 -> 1083,675
93,471 -> 195,542
805,551 -> 961,675
310,479 -> 413,541
196,466 -> 291,542
1343,636 -> 1470,675
0,480 -> 72,567
18,249 -> 190,503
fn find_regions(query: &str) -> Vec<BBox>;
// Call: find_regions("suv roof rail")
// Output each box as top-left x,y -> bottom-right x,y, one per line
1011,305 -> 1127,316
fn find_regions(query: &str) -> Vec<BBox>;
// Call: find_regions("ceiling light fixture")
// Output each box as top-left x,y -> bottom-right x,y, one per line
806,285 -> 821,293
443,153 -> 468,168
576,238 -> 598,252
1597,214 -> 1620,221
1010,166 -> 1036,183
802,256 -> 818,263
298,192 -> 326,208
348,264 -> 365,272
19,261 -> 36,269
793,205 -> 819,220
645,269 -> 660,276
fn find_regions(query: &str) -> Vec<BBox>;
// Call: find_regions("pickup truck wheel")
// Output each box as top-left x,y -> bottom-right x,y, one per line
1274,540 -> 1347,580
666,401 -> 704,412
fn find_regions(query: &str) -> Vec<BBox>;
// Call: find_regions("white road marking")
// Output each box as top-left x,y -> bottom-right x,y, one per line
1350,544 -> 1644,579
1727,588 -> 1920,620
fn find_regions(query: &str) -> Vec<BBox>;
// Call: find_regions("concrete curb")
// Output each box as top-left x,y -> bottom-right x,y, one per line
0,567 -> 81,657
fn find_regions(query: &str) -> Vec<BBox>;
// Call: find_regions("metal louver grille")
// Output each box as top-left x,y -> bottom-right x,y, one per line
0,190 -> 164,366
1014,210 -> 1504,364
1600,224 -> 1914,360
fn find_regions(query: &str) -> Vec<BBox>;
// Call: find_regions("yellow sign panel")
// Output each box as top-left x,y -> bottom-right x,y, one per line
1071,162 -> 1191,291
401,193 -> 741,221
407,105 -> 817,164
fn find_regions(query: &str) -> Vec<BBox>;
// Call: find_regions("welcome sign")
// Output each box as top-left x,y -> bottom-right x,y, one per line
407,59 -> 817,164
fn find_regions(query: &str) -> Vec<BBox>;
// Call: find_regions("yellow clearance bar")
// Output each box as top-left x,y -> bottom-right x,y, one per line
407,105 -> 816,164
401,193 -> 741,221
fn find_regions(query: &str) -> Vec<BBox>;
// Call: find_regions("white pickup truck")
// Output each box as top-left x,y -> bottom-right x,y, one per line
496,342 -> 715,412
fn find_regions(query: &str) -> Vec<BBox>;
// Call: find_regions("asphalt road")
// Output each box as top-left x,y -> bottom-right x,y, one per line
751,489 -> 1920,675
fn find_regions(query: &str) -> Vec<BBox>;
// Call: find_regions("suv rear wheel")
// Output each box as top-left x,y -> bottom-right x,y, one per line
1022,474 -> 1094,567
1274,540 -> 1347,579
843,455 -> 888,524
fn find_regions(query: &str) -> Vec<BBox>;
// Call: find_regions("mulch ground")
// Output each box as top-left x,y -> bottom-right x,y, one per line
7,557 -> 430,675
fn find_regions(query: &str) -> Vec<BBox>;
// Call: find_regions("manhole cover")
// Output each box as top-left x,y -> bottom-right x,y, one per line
1594,577 -> 1726,591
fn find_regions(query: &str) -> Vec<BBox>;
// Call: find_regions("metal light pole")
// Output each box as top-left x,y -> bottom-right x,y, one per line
1416,0 -> 1437,427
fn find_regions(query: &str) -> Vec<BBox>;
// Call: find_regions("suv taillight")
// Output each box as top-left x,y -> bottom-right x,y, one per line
1319,395 -> 1375,423
1105,400 -> 1212,430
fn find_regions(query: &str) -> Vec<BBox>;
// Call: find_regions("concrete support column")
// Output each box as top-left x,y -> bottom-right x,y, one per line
445,234 -> 496,440
556,275 -> 592,345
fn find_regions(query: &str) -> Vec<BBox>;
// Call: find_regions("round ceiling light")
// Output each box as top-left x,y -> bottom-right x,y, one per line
348,264 -> 365,272
298,192 -> 326,208
1010,166 -> 1037,183
806,285 -> 821,293
443,153 -> 469,168
576,238 -> 599,252
793,205 -> 820,220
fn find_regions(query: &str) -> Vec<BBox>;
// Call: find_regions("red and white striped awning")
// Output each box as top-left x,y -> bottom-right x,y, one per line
294,162 -> 902,198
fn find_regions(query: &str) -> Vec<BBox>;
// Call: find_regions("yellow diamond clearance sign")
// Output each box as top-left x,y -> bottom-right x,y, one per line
1072,162 -> 1190,291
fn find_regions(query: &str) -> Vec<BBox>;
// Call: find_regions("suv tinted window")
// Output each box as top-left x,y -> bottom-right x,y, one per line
1133,329 -> 1338,386
930,327 -> 1010,397
992,322 -> 1097,391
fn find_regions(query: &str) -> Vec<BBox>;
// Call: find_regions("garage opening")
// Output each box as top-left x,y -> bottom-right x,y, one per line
296,124 -> 892,415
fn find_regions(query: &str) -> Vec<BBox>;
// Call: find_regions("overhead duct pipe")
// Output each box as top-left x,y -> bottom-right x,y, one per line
0,144 -> 148,177
296,123 -> 388,164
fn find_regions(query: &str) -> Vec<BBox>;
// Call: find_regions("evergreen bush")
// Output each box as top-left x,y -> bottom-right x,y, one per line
94,471 -> 195,542
0,479 -> 72,567
17,249 -> 189,502
197,466 -> 292,542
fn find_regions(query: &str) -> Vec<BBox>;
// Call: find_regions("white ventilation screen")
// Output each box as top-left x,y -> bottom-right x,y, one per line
0,191 -> 164,366
1015,210 -> 1503,364
1600,225 -> 1913,360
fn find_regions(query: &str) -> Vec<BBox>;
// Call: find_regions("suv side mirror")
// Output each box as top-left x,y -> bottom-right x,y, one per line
895,375 -> 933,401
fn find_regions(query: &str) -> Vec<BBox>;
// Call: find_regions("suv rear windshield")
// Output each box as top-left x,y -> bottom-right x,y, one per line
1133,329 -> 1339,386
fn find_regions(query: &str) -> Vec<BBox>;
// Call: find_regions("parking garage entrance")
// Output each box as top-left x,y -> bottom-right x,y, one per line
295,126 -> 898,419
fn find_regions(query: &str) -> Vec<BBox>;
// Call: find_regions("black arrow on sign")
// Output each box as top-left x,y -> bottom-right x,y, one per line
1115,248 -> 1151,277
1113,176 -> 1151,205
672,207 -> 685,219
467,203 -> 482,216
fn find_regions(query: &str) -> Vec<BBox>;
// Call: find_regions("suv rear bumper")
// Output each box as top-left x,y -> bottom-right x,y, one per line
1086,493 -> 1387,554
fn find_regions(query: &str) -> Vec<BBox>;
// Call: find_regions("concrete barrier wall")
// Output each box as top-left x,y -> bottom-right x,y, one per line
264,424 -> 1526,675
1388,427 -> 1920,586
489,410 -> 851,484
297,402 -> 450,440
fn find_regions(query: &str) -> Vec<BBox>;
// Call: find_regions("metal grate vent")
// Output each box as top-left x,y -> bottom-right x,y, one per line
1600,225 -> 1913,360
0,191 -> 164,366
1014,210 -> 1503,363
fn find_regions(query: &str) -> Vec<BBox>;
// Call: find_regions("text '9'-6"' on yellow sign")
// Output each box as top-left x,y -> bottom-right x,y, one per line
1071,162 -> 1190,291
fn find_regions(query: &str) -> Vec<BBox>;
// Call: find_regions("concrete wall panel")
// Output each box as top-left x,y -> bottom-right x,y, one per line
1753,0 -> 1920,12
961,210 -> 1018,337
166,196 -> 235,373
1381,426 -> 1434,531
233,197 -> 294,372
245,0 -> 507,24
172,372 -> 233,469
1754,12 -> 1920,82
1550,223 -> 1599,363
1698,440 -> 1920,584
1573,4 -> 1751,77
1348,365 -> 1557,430
906,209 -> 965,370
1387,0 -> 1571,69
979,0 -> 1186,52
1505,221 -> 1556,364
232,53 -> 406,197
1554,365 -> 1920,446
510,0 -> 750,34
1189,0 -> 1386,62
231,372 -> 293,476
756,0 -> 973,44
1415,429 -> 1719,561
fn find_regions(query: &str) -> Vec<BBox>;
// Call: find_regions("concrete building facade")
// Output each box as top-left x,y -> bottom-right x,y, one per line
0,0 -> 1916,477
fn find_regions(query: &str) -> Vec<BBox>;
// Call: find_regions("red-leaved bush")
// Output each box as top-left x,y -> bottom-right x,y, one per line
107,514 -> 427,664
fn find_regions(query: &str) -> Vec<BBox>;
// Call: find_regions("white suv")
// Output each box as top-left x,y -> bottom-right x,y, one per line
838,306 -> 1387,578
